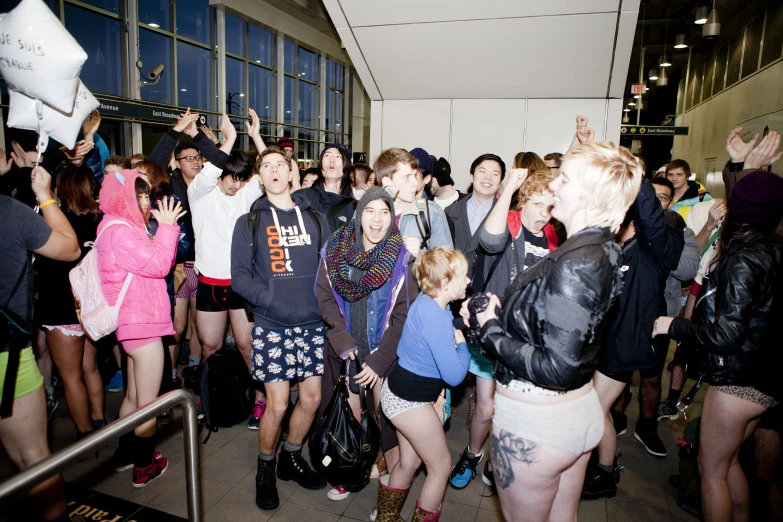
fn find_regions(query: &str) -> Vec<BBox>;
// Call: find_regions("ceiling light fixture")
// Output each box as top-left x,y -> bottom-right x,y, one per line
634,95 -> 641,99
657,66 -> 669,86
703,1 -> 720,38
695,5 -> 710,24
649,68 -> 659,80
148,22 -> 160,28
624,108 -> 631,112
623,112 -> 630,123
628,100 -> 636,106
674,33 -> 688,48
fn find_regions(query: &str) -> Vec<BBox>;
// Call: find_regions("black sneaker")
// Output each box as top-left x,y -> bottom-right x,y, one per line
158,409 -> 173,426
256,456 -> 279,510
611,410 -> 627,436
449,447 -> 482,489
277,449 -> 327,490
91,418 -> 108,431
634,428 -> 667,457
581,465 -> 617,499
482,460 -> 495,491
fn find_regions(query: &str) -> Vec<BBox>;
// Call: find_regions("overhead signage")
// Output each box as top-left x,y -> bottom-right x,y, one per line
95,96 -> 208,125
620,125 -> 689,136
631,84 -> 646,94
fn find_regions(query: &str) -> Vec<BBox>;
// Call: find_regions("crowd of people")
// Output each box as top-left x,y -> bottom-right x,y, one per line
1,108 -> 782,522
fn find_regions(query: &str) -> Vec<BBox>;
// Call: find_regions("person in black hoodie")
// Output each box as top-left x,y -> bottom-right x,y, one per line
295,143 -> 356,231
582,179 -> 684,499
231,146 -> 330,511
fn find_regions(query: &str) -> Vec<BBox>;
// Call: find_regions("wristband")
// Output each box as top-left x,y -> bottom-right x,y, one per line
38,199 -> 56,210
727,161 -> 744,172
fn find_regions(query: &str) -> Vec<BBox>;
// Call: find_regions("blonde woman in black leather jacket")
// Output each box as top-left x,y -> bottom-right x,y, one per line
469,142 -> 641,522
654,169 -> 783,522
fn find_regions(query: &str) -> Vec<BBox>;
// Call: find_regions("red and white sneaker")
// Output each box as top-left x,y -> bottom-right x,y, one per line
132,455 -> 168,488
327,486 -> 350,501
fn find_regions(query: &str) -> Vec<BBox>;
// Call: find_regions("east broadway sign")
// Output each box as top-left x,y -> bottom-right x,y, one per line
621,125 -> 689,136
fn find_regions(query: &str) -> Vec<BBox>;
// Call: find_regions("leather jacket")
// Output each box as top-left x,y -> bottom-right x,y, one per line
669,229 -> 783,399
479,227 -> 623,391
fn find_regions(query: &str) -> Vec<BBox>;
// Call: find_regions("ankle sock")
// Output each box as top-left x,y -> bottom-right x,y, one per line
133,435 -> 156,468
666,388 -> 682,404
258,452 -> 275,462
189,355 -> 201,367
283,441 -> 302,453
466,446 -> 483,459
598,463 -> 614,474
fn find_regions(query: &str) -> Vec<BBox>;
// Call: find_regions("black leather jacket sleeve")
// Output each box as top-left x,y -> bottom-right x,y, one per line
635,180 -> 684,273
669,250 -> 767,354
480,249 -> 610,389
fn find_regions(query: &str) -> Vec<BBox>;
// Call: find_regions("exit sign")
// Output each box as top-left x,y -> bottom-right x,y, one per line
631,84 -> 645,94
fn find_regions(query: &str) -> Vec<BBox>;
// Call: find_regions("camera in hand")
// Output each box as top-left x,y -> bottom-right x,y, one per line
462,293 -> 501,346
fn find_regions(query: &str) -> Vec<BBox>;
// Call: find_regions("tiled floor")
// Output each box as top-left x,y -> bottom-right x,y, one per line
1,343 -> 782,521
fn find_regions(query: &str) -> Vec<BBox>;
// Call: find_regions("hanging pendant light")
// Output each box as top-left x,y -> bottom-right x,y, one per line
703,2 -> 720,38
649,67 -> 659,80
656,66 -> 669,86
674,34 -> 688,48
695,5 -> 710,24
623,112 -> 630,123
659,55 -> 671,67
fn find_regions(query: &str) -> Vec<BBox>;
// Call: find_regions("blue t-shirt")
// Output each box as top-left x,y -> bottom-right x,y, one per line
396,293 -> 470,387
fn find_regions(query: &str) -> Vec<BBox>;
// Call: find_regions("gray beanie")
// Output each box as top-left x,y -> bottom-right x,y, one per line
354,186 -> 396,244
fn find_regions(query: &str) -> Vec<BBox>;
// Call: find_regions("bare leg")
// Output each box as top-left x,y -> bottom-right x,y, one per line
259,380 -> 290,454
670,364 -> 687,394
698,386 -> 766,522
549,452 -> 591,522
0,387 -> 66,520
639,373 -> 661,419
33,330 -> 53,390
196,310 -> 228,360
82,338 -> 104,421
170,297 -> 190,374
593,371 -> 626,467
188,297 -> 202,359
469,376 -> 495,455
229,309 -> 264,402
286,377 -> 321,445
47,329 -> 90,432
387,404 -> 451,511
125,341 -> 165,437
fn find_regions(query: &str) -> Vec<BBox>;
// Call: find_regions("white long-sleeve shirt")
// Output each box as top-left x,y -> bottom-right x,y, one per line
188,163 -> 264,279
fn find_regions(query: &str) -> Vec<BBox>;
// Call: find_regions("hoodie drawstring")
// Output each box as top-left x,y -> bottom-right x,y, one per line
270,205 -> 309,244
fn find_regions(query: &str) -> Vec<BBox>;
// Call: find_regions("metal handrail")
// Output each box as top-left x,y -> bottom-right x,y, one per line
0,389 -> 202,522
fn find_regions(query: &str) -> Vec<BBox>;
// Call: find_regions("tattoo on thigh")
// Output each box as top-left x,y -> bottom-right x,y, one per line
489,429 -> 539,489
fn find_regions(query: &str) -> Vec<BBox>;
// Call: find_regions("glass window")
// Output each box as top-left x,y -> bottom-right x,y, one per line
335,62 -> 344,91
177,41 -> 212,110
65,4 -> 122,96
284,40 -> 296,74
176,0 -> 211,44
225,13 -> 244,56
299,81 -> 317,129
741,13 -> 764,78
299,48 -> 317,81
761,1 -> 783,68
44,0 -> 57,14
284,76 -> 295,124
249,65 -> 274,135
249,24 -> 274,66
325,90 -> 333,130
713,44 -> 728,94
226,57 -> 245,115
726,29 -> 744,86
326,59 -> 335,88
138,0 -> 170,31
78,0 -> 119,14
139,29 -> 172,104
691,63 -> 704,106
703,54 -> 715,100
335,94 -> 343,134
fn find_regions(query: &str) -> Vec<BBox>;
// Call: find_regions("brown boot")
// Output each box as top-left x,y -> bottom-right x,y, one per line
375,474 -> 409,522
411,500 -> 440,522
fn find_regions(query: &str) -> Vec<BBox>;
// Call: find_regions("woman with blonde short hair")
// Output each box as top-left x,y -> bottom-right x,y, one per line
469,141 -> 641,521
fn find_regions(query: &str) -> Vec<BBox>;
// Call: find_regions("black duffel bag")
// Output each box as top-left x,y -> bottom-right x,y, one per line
309,362 -> 379,492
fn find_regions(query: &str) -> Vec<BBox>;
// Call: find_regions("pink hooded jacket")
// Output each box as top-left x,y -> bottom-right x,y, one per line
97,169 -> 178,342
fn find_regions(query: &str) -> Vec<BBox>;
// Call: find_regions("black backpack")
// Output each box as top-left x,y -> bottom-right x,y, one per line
199,347 -> 252,442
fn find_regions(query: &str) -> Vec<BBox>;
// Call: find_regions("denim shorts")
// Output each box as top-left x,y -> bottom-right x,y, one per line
251,326 -> 325,383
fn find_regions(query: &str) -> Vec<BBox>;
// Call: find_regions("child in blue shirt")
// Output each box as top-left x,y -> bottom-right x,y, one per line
378,246 -> 470,521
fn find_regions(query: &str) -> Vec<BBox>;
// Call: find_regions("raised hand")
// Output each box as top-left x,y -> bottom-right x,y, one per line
10,141 -> 33,169
725,127 -> 759,164
31,166 -> 53,201
62,140 -> 95,167
744,131 -> 783,170
706,199 -> 727,230
576,115 -> 590,130
0,148 -> 11,176
576,126 -> 595,144
174,108 -> 200,135
220,113 -> 237,143
82,109 -> 101,139
150,196 -> 187,226
199,124 -> 219,144
245,108 -> 261,142
506,168 -> 529,192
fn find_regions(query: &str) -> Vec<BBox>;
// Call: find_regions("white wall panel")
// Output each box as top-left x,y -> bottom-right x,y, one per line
609,11 -> 639,98
377,99 -> 452,162
525,99 -> 609,157
369,100 -> 383,164
449,99 -> 527,191
606,99 -> 623,144
338,0 -> 622,27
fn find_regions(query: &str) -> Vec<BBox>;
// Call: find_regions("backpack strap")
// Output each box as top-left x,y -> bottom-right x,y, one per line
94,220 -> 134,309
247,211 -> 262,271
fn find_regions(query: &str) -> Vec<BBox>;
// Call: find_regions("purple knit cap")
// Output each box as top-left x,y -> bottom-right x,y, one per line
729,170 -> 783,227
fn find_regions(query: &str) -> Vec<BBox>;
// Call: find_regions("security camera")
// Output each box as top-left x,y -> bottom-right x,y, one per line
149,64 -> 164,80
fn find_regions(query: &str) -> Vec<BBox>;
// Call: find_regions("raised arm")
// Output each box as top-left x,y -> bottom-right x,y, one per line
635,180 -> 684,272
245,108 -> 267,154
187,162 -> 223,204
149,108 -> 200,169
29,166 -> 80,261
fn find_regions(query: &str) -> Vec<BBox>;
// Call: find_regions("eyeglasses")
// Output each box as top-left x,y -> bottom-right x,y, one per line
547,166 -> 560,170
176,154 -> 203,163
655,193 -> 672,203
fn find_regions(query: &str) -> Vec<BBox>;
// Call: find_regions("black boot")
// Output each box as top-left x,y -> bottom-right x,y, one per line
634,416 -> 667,457
277,448 -> 326,490
256,456 -> 279,510
581,465 -> 617,499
